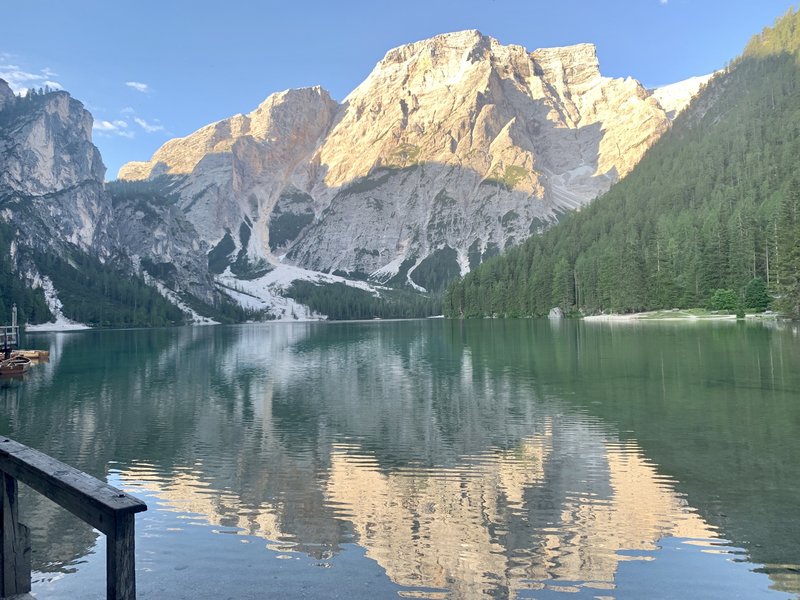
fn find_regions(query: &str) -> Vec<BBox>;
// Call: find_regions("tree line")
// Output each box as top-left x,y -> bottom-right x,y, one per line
288,280 -> 441,320
33,249 -> 187,327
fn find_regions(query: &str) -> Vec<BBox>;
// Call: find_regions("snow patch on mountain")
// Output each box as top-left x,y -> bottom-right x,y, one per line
653,73 -> 716,119
25,275 -> 91,332
217,263 -> 383,321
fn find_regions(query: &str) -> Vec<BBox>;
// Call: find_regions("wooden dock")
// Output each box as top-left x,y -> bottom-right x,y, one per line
0,437 -> 147,599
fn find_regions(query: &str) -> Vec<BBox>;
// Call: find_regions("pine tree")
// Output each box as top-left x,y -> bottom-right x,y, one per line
775,180 -> 800,317
743,277 -> 771,311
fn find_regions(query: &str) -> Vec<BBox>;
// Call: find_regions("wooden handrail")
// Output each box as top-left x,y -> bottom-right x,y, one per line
0,437 -> 147,599
0,327 -> 17,351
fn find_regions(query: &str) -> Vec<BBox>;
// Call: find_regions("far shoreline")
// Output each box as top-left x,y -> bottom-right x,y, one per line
582,309 -> 778,322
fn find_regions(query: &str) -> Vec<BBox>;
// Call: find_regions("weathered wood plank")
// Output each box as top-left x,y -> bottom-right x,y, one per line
16,524 -> 29,595
0,439 -> 145,535
107,514 -> 136,600
0,472 -> 30,597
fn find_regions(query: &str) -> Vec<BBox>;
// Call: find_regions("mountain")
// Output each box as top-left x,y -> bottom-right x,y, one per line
1,29 -> 714,326
443,9 -> 800,319
117,86 -> 338,277
0,81 -> 190,327
0,82 -> 108,254
118,31 -> 706,296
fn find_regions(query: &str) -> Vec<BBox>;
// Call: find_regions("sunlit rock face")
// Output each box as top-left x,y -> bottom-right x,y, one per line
118,87 -> 339,264
118,32 -> 707,289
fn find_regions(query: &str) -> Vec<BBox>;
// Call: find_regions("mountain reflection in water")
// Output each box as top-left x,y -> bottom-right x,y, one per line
3,320 -> 798,599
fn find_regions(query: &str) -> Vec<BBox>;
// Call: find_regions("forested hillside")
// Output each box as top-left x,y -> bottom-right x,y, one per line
32,249 -> 187,328
445,9 -> 800,319
0,223 -> 51,324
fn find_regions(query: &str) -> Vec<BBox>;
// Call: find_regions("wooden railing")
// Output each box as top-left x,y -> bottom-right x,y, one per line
0,437 -> 147,599
0,327 -> 18,352
2,304 -> 18,356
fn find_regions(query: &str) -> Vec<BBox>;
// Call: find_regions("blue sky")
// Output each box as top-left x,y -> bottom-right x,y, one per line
1,0 -> 795,178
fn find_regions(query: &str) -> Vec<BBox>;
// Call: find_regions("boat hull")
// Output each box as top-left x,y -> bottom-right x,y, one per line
0,356 -> 32,376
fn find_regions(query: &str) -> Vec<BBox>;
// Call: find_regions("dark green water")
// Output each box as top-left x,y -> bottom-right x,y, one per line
2,319 -> 799,599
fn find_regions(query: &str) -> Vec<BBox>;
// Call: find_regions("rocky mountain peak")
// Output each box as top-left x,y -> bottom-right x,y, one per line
653,73 -> 715,119
119,85 -> 338,181
0,88 -> 105,198
117,31 -> 711,295
377,29 -> 491,69
0,85 -> 112,296
316,34 -> 649,193
248,86 -> 338,141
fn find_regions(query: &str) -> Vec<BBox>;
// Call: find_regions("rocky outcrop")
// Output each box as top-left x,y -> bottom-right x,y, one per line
0,81 -> 110,254
0,79 -> 14,112
119,87 -> 339,272
0,82 -> 217,321
289,34 -> 684,279
119,32 -> 708,292
108,180 -> 219,304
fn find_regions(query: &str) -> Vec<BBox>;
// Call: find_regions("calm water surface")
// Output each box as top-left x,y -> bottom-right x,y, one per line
1,319 -> 799,599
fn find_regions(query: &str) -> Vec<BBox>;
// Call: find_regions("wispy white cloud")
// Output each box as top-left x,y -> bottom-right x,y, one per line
0,62 -> 63,95
121,106 -> 136,115
93,119 -> 134,139
125,81 -> 150,93
660,0 -> 668,4
133,116 -> 164,133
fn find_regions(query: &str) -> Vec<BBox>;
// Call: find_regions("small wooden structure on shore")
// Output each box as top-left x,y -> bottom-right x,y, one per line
1,305 -> 19,361
1,305 -> 50,377
0,437 -> 147,599
9,351 -> 48,361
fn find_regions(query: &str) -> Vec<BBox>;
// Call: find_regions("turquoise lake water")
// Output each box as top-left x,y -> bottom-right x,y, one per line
2,319 -> 798,599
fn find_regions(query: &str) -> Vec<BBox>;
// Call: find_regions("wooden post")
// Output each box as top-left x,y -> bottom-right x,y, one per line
0,471 -> 31,597
107,513 -> 136,600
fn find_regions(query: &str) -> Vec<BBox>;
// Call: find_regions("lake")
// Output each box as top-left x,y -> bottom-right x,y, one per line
2,319 -> 799,599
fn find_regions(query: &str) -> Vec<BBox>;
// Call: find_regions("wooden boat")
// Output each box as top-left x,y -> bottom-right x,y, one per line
11,349 -> 50,360
0,356 -> 31,376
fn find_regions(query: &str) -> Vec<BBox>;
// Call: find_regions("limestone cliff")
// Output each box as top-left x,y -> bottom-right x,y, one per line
0,80 -> 214,324
0,80 -> 110,253
118,87 -> 339,269
120,32 -> 709,293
